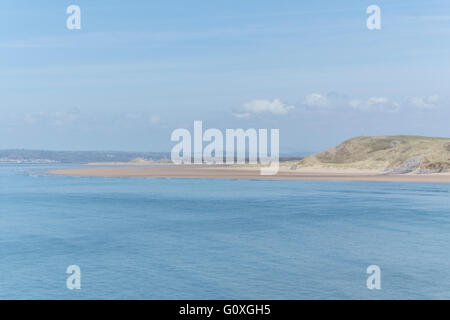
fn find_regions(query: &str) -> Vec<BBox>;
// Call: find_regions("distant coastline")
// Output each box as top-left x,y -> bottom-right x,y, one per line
47,135 -> 450,183
0,150 -> 170,164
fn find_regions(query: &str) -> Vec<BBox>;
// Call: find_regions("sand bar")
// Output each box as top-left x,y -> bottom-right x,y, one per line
48,165 -> 450,183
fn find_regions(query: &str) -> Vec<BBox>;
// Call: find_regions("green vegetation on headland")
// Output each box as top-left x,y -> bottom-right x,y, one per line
299,136 -> 450,174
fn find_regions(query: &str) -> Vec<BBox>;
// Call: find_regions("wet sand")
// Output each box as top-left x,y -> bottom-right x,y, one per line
48,165 -> 450,183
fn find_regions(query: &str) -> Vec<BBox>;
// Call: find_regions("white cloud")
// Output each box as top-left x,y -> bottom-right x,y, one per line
304,93 -> 330,108
51,111 -> 79,126
349,97 -> 399,112
349,97 -> 386,110
149,115 -> 161,124
19,110 -> 80,126
125,113 -> 164,126
125,113 -> 139,120
233,93 -> 443,118
234,112 -> 251,119
235,99 -> 294,118
408,95 -> 440,109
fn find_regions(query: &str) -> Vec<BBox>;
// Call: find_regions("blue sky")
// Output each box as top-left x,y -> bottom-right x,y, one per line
1,0 -> 449,152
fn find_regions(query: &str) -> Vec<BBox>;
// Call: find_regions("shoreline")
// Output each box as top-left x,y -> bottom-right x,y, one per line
48,165 -> 450,183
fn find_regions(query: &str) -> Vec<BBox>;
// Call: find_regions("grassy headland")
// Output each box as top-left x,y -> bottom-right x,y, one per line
298,136 -> 450,174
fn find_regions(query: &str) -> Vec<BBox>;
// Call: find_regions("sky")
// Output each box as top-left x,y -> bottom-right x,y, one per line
1,0 -> 449,153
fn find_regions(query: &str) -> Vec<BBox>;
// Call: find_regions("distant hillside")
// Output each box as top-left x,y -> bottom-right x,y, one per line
0,150 -> 170,164
299,136 -> 450,174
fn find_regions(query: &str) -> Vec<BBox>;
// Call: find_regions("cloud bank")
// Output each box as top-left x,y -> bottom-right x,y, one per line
235,99 -> 295,118
235,93 -> 444,118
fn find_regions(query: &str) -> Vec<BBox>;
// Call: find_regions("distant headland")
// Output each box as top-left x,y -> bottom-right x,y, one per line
299,135 -> 450,174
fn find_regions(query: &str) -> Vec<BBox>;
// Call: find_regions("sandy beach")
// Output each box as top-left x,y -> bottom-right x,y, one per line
48,165 -> 450,183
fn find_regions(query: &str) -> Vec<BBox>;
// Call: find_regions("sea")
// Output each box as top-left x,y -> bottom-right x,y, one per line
1,163 -> 449,299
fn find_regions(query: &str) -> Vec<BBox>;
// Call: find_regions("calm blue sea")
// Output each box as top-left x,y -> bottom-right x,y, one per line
0,164 -> 449,299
